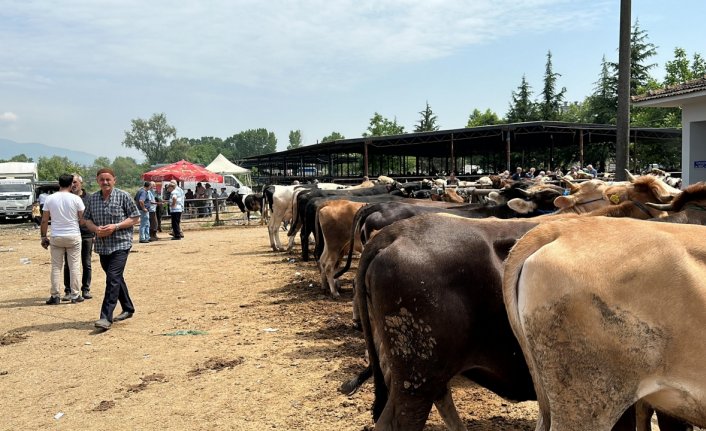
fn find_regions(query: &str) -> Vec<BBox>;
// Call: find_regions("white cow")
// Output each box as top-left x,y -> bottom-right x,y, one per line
503,217 -> 706,431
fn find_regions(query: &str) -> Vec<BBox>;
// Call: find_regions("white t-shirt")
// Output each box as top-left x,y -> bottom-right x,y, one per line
43,191 -> 85,237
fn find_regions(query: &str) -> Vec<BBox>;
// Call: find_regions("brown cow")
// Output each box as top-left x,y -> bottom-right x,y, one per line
503,217 -> 706,431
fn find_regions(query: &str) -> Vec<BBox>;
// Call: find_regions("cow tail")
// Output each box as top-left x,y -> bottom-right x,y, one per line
354,244 -> 388,422
286,191 -> 303,238
313,205 -> 324,261
502,225 -> 560,431
334,204 -> 368,279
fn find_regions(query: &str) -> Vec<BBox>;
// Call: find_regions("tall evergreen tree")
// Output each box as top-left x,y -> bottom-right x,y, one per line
506,75 -> 538,123
414,101 -> 440,132
587,55 -> 618,124
539,50 -> 566,120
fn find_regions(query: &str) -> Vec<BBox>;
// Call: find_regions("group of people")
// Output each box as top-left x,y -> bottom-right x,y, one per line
40,169 -> 144,331
183,182 -> 227,217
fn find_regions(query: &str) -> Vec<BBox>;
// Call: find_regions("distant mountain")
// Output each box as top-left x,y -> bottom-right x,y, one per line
0,138 -> 100,166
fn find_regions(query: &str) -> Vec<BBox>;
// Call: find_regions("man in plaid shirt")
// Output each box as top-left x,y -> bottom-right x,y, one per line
83,168 -> 139,330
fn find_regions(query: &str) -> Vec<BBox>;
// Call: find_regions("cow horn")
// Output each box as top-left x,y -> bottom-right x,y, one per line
563,178 -> 579,193
625,169 -> 637,183
645,202 -> 674,211
517,188 -> 531,197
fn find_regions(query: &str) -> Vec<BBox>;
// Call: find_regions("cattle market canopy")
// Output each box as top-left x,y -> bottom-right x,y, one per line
142,160 -> 223,183
240,121 -> 681,184
205,153 -> 251,174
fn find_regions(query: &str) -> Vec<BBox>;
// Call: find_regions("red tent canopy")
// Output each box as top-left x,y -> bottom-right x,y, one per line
142,160 -> 223,183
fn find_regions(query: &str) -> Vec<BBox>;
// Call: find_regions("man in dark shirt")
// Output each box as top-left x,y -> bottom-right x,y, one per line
83,168 -> 139,330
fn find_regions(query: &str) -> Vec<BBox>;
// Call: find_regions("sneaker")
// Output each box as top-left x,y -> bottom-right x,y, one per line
82,290 -> 93,300
71,296 -> 84,303
61,293 -> 71,302
45,296 -> 60,305
139,240 -> 150,243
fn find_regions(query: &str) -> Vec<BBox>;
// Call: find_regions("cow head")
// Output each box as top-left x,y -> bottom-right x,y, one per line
645,182 -> 706,212
506,184 -> 565,214
554,179 -> 609,213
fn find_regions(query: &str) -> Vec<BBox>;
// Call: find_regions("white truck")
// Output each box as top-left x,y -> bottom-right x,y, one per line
0,162 -> 39,220
181,174 -> 253,198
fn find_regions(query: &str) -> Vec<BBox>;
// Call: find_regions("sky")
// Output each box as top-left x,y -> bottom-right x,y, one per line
1,0 -> 705,162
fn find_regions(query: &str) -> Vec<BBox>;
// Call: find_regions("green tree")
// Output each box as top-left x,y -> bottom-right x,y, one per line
466,109 -> 502,127
122,113 -> 177,165
5,154 -> 33,162
414,101 -> 440,132
362,112 -> 405,137
538,50 -> 567,120
506,75 -> 538,122
664,47 -> 706,86
111,156 -> 145,189
287,130 -> 303,150
586,56 -> 617,124
321,132 -> 345,143
225,129 -> 277,159
609,20 -> 657,96
37,156 -> 84,181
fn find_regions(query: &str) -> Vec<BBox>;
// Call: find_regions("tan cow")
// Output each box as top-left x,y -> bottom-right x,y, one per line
315,199 -> 367,297
503,217 -> 706,431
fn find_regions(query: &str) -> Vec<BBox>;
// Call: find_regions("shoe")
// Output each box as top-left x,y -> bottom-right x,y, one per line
171,237 -> 182,240
139,240 -> 150,243
150,237 -> 159,241
45,296 -> 60,305
71,295 -> 84,303
61,293 -> 71,302
114,311 -> 134,321
94,319 -> 112,330
82,291 -> 92,299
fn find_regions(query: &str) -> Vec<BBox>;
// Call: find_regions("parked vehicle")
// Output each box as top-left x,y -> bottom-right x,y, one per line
0,162 -> 39,220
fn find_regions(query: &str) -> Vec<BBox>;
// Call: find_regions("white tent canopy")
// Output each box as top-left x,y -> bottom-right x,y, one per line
205,153 -> 250,174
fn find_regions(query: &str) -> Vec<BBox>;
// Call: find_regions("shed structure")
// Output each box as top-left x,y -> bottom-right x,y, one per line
241,121 -> 680,185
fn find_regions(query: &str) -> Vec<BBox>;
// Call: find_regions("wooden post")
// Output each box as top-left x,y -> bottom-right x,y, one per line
579,130 -> 584,167
505,131 -> 511,172
450,133 -> 456,174
363,141 -> 369,177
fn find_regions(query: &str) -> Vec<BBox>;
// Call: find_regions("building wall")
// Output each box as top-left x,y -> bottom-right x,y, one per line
682,101 -> 706,186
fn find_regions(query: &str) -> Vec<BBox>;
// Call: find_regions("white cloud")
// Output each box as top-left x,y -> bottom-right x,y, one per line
0,112 -> 18,122
0,0 -> 611,92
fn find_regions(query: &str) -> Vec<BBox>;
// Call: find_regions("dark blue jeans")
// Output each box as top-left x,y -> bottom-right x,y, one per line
63,237 -> 93,294
98,249 -> 135,322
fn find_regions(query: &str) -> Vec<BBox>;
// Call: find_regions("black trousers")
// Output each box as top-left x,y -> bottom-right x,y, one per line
64,237 -> 93,294
171,211 -> 183,237
98,249 -> 135,322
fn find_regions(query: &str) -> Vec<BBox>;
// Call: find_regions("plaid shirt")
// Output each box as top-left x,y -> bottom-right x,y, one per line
84,187 -> 140,255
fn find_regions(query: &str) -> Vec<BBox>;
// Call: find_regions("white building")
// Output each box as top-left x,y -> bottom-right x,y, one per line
633,76 -> 706,187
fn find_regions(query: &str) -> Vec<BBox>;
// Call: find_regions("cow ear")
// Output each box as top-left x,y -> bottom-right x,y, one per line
553,195 -> 574,209
507,198 -> 536,214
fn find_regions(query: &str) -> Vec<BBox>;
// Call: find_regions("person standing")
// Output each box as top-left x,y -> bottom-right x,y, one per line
148,181 -> 159,241
40,174 -> 85,305
62,174 -> 95,300
136,181 -> 151,243
83,168 -> 139,330
167,180 -> 185,240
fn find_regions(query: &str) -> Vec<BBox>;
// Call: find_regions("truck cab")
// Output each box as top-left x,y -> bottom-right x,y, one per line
0,179 -> 34,220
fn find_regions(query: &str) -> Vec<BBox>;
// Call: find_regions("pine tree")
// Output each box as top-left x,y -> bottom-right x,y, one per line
539,50 -> 567,121
506,75 -> 538,122
414,101 -> 440,132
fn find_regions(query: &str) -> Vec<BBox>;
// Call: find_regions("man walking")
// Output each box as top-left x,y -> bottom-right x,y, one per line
83,168 -> 139,330
62,173 -> 94,300
41,174 -> 85,305
136,181 -> 151,243
167,180 -> 185,240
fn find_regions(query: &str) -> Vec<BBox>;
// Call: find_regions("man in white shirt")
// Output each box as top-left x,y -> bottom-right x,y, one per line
40,173 -> 86,304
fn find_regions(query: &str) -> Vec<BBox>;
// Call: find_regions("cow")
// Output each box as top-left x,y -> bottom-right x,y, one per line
343,180 -> 695,430
646,181 -> 706,224
502,216 -> 706,431
355,214 -> 541,431
227,192 -> 266,225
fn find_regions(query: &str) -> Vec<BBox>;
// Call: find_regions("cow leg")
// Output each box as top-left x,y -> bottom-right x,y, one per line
374,385 -> 433,431
656,412 -> 693,431
286,233 -> 296,252
433,387 -> 466,431
318,248 -> 340,298
268,215 -> 284,251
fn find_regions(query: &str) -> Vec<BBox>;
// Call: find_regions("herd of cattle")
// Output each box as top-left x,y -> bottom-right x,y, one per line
252,173 -> 706,431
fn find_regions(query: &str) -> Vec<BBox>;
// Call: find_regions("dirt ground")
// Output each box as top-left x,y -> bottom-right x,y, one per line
0,217 -> 546,430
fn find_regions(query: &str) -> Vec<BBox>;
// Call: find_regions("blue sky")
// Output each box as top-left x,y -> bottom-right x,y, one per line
1,0 -> 704,161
